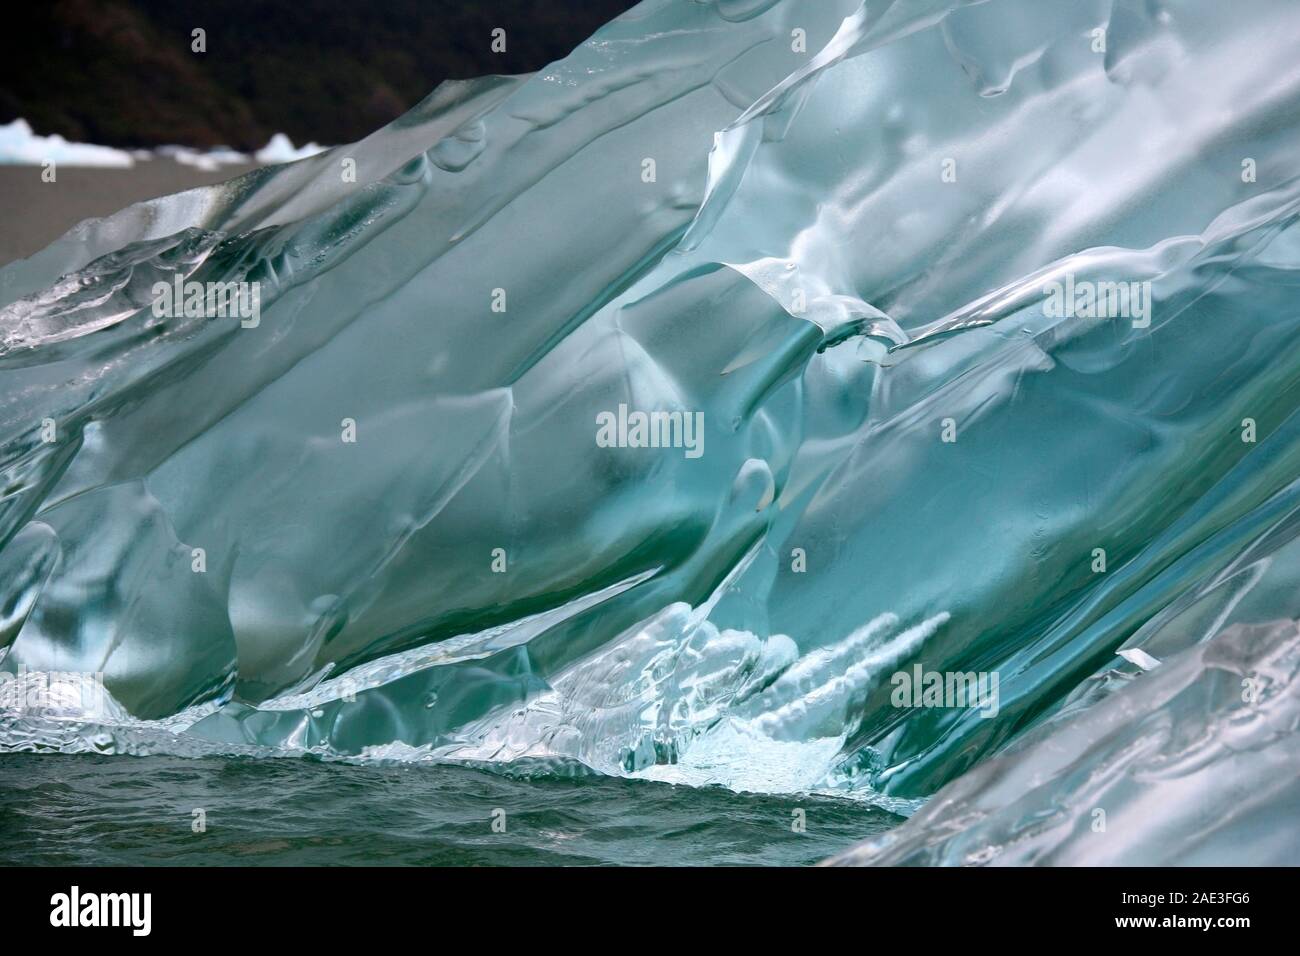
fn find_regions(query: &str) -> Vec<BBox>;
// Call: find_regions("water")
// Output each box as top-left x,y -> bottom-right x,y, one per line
0,754 -> 900,866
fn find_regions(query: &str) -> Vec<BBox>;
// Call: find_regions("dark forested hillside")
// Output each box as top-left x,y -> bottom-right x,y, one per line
0,0 -> 637,150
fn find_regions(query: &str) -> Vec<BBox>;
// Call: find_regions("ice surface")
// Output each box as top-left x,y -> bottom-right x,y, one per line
3,0 -> 1300,860
827,613 -> 1300,865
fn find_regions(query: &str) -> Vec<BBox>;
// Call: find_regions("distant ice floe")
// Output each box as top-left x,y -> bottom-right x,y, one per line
150,145 -> 252,172
0,118 -> 326,169
0,118 -> 133,167
252,132 -> 327,164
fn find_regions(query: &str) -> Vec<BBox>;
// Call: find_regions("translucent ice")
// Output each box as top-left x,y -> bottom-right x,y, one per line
3,0 -> 1300,863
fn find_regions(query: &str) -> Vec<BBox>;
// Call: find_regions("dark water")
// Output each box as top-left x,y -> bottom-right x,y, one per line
0,754 -> 899,866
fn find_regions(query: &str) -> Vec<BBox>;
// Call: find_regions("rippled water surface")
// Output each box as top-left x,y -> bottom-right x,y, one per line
0,754 -> 899,866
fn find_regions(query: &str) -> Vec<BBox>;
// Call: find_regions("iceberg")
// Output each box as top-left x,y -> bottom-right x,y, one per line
0,118 -> 135,168
252,133 -> 328,166
3,0 -> 1300,863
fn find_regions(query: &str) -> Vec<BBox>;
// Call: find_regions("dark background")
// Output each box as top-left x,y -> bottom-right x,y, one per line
1,0 -> 638,150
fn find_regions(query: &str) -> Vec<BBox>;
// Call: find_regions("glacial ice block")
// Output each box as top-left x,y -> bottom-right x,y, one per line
3,0 -> 1300,842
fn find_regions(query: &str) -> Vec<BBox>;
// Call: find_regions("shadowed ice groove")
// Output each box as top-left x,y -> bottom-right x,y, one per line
4,0 -> 1300,855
